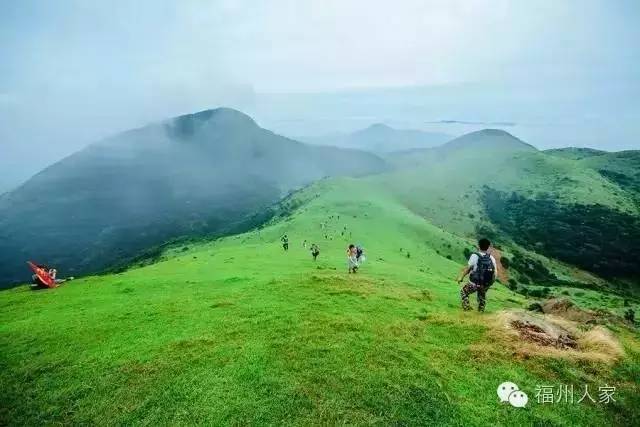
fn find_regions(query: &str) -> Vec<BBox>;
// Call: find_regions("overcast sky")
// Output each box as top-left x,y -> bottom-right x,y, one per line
1,0 -> 639,191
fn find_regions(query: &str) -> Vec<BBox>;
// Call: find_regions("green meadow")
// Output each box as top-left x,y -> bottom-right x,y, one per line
2,175 -> 639,425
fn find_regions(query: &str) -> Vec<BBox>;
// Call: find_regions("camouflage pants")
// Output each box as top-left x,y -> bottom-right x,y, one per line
461,282 -> 487,312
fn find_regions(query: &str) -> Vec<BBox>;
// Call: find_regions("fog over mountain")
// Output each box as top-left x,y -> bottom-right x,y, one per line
2,1 -> 639,191
0,108 -> 385,285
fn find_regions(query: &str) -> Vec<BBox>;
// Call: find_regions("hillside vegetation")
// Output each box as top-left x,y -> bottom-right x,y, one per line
0,109 -> 386,286
382,130 -> 639,292
1,122 -> 639,425
1,179 -> 639,425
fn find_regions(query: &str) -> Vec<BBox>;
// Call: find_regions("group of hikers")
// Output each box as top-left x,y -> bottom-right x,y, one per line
280,234 -> 497,312
30,234 -> 496,313
281,234 -> 366,273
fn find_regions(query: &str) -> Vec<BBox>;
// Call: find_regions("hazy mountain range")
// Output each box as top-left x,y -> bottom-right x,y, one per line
1,108 -> 639,288
298,123 -> 452,153
0,108 -> 385,285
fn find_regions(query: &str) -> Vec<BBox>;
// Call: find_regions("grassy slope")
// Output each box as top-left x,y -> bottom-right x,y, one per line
1,178 -> 639,425
579,150 -> 640,201
385,147 -> 637,238
381,145 -> 640,295
544,147 -> 607,160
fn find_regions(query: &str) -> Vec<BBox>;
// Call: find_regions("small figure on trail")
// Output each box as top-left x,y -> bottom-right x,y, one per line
356,245 -> 365,263
281,234 -> 289,251
310,243 -> 320,261
303,239 -> 307,249
347,244 -> 359,273
456,238 -> 498,312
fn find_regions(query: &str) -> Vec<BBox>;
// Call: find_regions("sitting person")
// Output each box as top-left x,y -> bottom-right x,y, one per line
49,268 -> 63,284
31,264 -> 51,287
48,268 -> 73,284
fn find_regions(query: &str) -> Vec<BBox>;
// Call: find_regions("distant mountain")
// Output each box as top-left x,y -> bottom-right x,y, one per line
0,108 -> 386,286
387,128 -> 536,168
300,124 -> 452,153
438,129 -> 536,153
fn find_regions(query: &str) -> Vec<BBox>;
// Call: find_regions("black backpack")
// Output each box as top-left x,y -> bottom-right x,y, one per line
471,253 -> 495,287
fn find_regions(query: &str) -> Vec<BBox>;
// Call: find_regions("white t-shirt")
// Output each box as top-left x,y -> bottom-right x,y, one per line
468,252 -> 498,277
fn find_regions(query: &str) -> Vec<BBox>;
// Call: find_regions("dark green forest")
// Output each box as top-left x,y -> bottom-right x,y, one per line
482,187 -> 640,279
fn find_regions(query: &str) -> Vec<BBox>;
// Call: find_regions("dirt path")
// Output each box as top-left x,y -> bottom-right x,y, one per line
490,248 -> 509,283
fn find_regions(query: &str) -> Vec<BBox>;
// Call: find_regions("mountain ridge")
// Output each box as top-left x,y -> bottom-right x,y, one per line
440,128 -> 537,152
0,108 -> 386,286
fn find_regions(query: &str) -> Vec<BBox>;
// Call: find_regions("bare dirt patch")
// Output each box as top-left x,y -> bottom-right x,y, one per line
489,310 -> 624,364
510,318 -> 577,349
489,248 -> 509,283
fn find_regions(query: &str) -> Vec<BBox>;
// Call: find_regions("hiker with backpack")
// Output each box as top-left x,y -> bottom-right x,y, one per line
456,238 -> 498,312
347,244 -> 359,273
310,243 -> 320,261
281,234 -> 289,251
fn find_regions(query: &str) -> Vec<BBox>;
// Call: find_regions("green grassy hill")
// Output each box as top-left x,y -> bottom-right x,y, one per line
383,131 -> 640,291
545,147 -> 607,160
1,175 -> 639,425
0,108 -> 386,287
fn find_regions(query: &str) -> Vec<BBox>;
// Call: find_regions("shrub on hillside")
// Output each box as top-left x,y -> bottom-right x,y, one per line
500,256 -> 511,269
527,287 -> 551,298
527,302 -> 544,312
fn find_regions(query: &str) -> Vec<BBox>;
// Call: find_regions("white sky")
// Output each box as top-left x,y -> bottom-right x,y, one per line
1,0 -> 639,190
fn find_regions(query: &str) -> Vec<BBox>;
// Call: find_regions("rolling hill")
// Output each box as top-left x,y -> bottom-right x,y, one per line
1,125 -> 639,425
382,130 -> 640,290
577,149 -> 640,202
301,123 -> 452,153
0,108 -> 386,286
1,175 -> 638,425
545,147 -> 607,160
